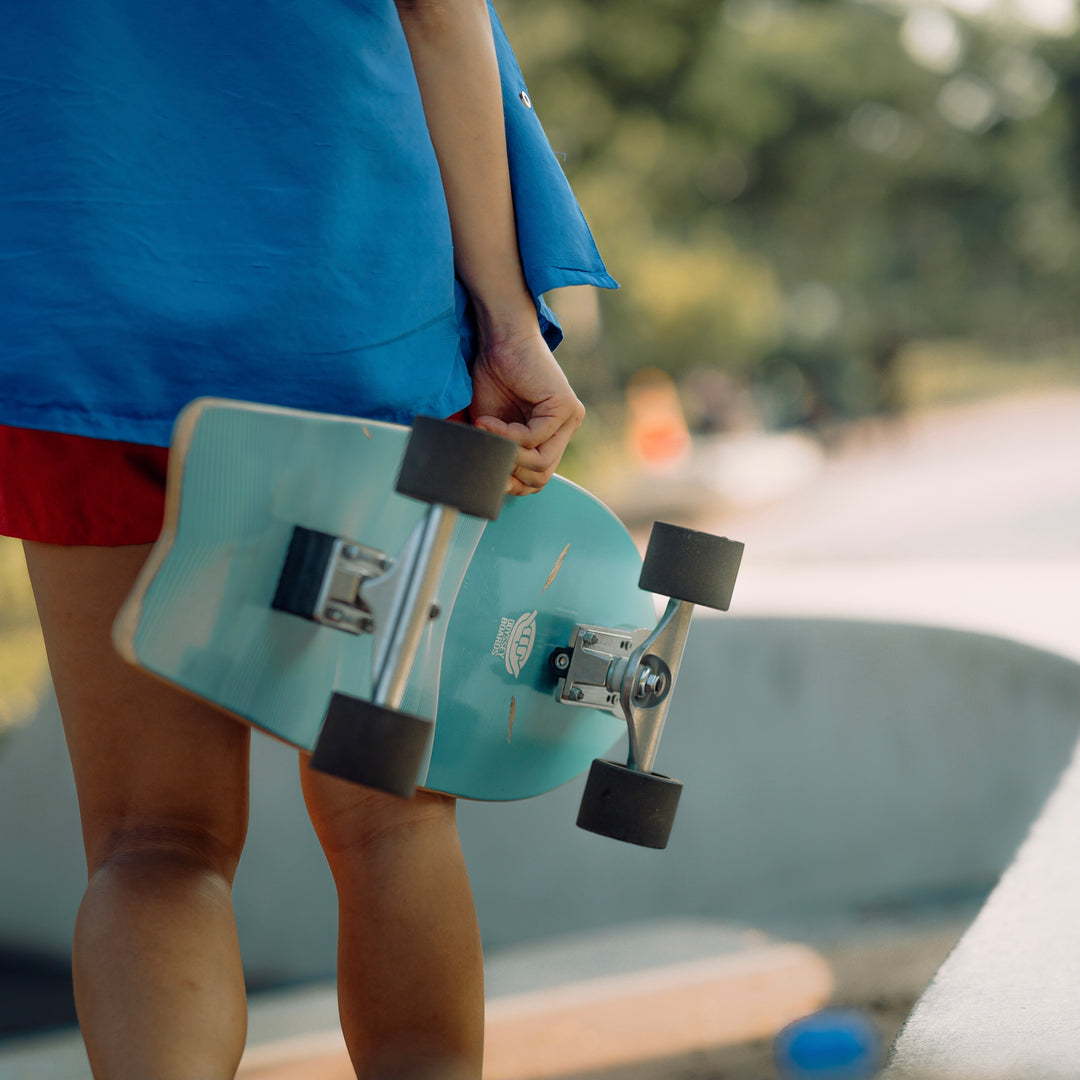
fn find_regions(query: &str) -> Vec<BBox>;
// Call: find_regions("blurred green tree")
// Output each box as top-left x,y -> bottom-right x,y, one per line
498,0 -> 1080,427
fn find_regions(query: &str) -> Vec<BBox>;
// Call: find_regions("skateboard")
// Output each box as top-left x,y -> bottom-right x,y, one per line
114,399 -> 743,847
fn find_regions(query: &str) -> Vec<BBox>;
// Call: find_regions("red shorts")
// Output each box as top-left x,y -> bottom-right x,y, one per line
0,425 -> 171,545
0,410 -> 471,547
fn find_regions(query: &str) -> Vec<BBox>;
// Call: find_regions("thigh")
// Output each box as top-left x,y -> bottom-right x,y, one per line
23,541 -> 251,874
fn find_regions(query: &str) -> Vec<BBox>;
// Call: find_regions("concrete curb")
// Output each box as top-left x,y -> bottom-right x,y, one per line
235,920 -> 832,1080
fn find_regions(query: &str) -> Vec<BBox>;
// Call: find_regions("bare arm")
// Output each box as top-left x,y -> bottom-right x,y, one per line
394,0 -> 584,494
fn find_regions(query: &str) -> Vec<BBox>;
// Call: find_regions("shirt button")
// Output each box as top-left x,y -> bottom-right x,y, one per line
519,90 -> 532,109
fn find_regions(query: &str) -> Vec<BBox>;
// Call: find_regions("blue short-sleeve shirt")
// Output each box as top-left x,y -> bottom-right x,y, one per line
0,0 -> 615,444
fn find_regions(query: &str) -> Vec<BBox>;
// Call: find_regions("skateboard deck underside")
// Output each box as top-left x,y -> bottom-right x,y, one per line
118,400 -> 655,801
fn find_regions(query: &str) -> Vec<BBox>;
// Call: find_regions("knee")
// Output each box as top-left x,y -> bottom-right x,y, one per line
87,818 -> 246,887
304,776 -> 458,863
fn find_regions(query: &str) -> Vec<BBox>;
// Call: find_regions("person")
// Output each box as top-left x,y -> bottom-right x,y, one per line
0,2 -> 615,1077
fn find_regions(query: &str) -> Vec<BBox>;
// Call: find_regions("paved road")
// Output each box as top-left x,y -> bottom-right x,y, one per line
699,390 -> 1080,561
681,389 -> 1080,662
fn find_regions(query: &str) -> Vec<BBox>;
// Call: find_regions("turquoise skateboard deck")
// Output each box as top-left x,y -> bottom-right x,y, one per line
115,398 -> 661,801
115,399 -> 743,842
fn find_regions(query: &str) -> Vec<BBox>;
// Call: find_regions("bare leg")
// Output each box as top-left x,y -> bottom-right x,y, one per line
24,541 -> 251,1080
301,763 -> 484,1080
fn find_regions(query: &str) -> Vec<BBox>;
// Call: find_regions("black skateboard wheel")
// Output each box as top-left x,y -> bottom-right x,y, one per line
576,758 -> 683,849
272,526 -> 336,619
638,522 -> 744,611
396,416 -> 517,520
310,692 -> 433,798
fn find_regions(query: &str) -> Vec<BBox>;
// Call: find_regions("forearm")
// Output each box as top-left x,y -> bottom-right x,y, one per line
396,0 -> 583,494
394,0 -> 537,341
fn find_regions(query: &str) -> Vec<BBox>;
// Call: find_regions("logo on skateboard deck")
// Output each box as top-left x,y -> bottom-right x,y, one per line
492,610 -> 537,678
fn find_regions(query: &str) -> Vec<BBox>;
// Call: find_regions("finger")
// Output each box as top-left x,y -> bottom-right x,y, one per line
473,405 -> 574,452
524,427 -> 577,478
502,447 -> 556,493
509,413 -> 579,464
505,476 -> 541,497
478,426 -> 562,492
506,445 -> 565,493
473,414 -> 534,448
509,454 -> 556,494
504,445 -> 550,475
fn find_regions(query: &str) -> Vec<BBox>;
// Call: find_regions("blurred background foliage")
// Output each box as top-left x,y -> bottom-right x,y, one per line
0,538 -> 48,738
499,0 -> 1079,439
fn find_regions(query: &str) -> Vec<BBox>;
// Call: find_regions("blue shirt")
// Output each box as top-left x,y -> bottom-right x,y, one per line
0,1 -> 615,444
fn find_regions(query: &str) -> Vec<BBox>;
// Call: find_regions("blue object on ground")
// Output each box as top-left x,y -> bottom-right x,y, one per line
774,1008 -> 882,1079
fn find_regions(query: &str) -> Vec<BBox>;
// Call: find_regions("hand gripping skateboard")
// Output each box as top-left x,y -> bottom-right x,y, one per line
114,399 -> 744,848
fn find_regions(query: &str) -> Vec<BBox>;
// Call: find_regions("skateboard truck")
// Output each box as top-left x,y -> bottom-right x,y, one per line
272,531 -> 386,636
273,515 -> 451,689
561,523 -> 744,849
552,600 -> 691,776
272,417 -> 517,798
